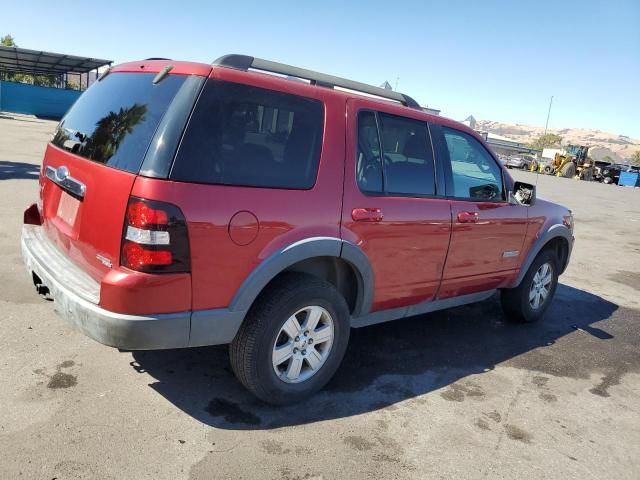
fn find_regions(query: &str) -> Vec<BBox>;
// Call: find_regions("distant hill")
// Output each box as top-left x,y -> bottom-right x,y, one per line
476,120 -> 640,162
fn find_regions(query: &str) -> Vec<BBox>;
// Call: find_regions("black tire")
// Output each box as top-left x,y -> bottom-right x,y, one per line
229,273 -> 350,405
560,162 -> 576,178
501,249 -> 559,323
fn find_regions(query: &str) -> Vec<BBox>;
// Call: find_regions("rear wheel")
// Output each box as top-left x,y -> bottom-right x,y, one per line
501,249 -> 559,323
229,273 -> 350,405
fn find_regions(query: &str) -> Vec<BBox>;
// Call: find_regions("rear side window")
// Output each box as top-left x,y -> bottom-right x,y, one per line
171,80 -> 324,189
356,110 -> 436,196
379,113 -> 436,196
356,111 -> 383,193
51,73 -> 187,173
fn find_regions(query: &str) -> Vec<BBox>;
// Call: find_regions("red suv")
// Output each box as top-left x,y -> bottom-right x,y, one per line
22,55 -> 574,404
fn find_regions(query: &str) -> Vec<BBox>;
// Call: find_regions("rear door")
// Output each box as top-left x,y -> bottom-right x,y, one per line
40,71 -> 190,281
433,125 -> 528,298
341,100 -> 451,312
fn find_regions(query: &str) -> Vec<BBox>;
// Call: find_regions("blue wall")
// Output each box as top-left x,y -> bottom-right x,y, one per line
0,81 -> 81,119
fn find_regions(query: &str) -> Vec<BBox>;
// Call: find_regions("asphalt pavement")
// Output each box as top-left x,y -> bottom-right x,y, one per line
1,113 -> 639,480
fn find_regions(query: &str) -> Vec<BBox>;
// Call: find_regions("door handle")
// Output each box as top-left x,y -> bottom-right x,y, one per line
457,211 -> 479,223
352,208 -> 384,222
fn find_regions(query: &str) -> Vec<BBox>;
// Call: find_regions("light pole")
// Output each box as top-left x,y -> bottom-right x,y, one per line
544,95 -> 554,136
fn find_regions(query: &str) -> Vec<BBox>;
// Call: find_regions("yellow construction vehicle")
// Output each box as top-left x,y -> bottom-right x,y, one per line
535,145 -> 595,180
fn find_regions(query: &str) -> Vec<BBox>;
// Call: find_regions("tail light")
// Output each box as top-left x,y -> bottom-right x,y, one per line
121,197 -> 190,273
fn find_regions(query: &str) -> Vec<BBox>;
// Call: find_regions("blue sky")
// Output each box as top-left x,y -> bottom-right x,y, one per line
3,0 -> 639,136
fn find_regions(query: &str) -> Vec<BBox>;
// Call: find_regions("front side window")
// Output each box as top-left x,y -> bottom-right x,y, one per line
356,111 -> 436,196
443,127 -> 504,201
171,80 -> 324,189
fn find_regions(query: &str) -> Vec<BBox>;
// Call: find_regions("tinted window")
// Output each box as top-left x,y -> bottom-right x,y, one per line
443,127 -> 504,201
51,73 -> 186,173
171,80 -> 324,189
356,111 -> 383,193
379,113 -> 435,195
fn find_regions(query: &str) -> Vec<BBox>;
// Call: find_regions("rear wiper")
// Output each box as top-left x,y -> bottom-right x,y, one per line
153,65 -> 174,85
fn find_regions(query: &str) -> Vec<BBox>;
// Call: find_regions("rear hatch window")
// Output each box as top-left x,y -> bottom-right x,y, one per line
51,72 -> 187,173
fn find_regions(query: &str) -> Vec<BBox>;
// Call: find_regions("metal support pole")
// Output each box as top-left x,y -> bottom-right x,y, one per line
544,96 -> 554,136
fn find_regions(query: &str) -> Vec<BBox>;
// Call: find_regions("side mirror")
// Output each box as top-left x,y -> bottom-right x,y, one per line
509,181 -> 536,206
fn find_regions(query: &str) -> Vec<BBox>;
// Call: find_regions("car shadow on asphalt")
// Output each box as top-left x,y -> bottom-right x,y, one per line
0,160 -> 40,180
130,284 -> 620,430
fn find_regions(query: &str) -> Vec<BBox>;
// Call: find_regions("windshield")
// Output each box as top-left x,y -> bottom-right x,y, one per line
51,72 -> 187,173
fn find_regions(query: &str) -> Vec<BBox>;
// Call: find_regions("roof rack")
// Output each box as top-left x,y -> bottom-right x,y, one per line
212,54 -> 421,109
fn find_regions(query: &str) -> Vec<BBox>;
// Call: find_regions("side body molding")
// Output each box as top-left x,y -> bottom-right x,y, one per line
511,224 -> 573,287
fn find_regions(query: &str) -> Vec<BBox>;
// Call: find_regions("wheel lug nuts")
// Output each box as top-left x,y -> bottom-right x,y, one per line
304,331 -> 309,336
302,349 -> 307,355
308,339 -> 313,345
294,336 -> 300,342
293,347 -> 299,354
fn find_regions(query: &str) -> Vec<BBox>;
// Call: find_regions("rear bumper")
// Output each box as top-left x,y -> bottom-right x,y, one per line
21,224 -> 243,350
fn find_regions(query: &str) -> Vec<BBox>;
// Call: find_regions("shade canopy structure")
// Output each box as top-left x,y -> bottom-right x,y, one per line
0,45 -> 112,77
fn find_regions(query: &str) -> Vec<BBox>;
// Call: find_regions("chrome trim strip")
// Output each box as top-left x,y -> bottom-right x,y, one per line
45,165 -> 86,199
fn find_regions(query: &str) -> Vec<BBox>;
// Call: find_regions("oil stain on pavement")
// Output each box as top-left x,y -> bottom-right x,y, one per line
35,360 -> 78,390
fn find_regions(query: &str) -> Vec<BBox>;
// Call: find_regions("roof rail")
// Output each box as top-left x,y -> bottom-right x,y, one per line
212,54 -> 421,109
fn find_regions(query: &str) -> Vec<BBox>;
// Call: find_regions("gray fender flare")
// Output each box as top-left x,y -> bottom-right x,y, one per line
512,224 -> 573,287
229,237 -> 374,317
340,241 -> 374,317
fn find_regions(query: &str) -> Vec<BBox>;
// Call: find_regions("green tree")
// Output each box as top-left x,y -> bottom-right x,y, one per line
1,34 -> 57,87
528,133 -> 563,150
1,34 -> 16,47
630,150 -> 640,166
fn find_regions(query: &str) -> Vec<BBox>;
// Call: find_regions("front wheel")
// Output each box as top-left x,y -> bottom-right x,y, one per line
501,249 -> 559,323
560,162 -> 576,178
229,273 -> 350,405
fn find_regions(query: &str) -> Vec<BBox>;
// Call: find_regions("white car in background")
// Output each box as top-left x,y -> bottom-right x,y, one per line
505,155 -> 535,169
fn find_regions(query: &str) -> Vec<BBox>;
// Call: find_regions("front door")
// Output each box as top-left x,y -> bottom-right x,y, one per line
341,100 -> 451,312
435,125 -> 528,298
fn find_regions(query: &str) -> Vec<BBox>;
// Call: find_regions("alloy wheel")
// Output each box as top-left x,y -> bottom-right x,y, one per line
272,306 -> 335,384
529,262 -> 554,310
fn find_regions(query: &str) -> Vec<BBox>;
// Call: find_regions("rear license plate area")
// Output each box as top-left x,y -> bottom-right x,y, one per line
56,191 -> 80,228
